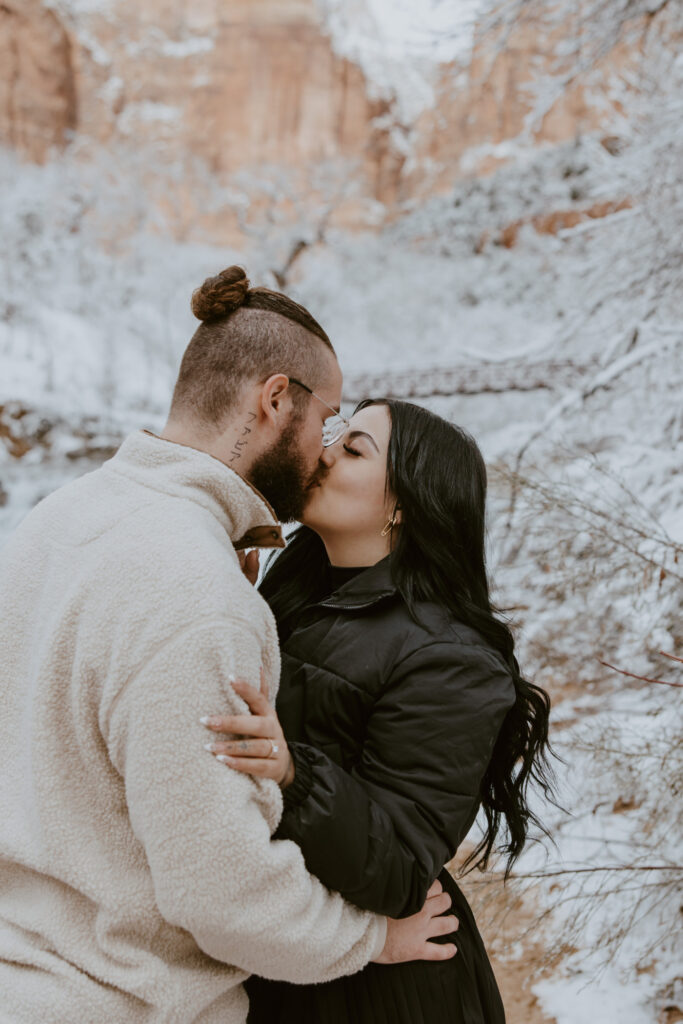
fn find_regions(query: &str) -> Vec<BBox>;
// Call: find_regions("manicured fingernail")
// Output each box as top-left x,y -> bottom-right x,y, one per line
227,674 -> 236,683
200,716 -> 211,725
203,743 -> 215,752
216,755 -> 232,763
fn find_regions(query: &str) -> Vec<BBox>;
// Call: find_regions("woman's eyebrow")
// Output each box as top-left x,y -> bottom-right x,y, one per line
347,430 -> 379,453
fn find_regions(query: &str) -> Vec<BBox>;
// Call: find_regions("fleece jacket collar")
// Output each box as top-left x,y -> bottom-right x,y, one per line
106,430 -> 285,551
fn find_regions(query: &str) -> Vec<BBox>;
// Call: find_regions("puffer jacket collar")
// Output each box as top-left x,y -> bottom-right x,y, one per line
319,554 -> 398,611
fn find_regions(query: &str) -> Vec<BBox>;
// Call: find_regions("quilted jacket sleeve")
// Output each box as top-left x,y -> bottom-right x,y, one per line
276,641 -> 516,918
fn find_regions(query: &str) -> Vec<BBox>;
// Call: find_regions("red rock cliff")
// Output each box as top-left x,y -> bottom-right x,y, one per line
0,0 -> 678,234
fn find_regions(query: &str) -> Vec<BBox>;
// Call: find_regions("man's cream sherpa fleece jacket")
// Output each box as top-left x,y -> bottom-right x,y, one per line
0,430 -> 386,1024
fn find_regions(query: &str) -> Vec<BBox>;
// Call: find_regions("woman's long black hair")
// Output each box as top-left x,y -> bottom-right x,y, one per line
260,398 -> 555,875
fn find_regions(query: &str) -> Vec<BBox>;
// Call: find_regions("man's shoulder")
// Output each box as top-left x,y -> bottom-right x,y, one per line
97,503 -> 247,599
8,463 -> 267,617
64,466 -> 235,569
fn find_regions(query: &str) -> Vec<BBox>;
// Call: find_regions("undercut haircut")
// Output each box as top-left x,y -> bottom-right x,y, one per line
169,266 -> 336,427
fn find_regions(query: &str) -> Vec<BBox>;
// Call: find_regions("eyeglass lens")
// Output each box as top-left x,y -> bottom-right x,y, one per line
322,415 -> 347,447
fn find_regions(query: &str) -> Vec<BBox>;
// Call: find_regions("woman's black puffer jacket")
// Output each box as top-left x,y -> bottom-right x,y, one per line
272,555 -> 516,919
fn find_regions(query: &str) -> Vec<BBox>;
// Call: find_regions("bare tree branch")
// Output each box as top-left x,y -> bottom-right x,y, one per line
598,658 -> 683,689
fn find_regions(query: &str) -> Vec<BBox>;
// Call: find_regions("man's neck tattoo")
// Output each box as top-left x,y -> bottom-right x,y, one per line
229,411 -> 257,463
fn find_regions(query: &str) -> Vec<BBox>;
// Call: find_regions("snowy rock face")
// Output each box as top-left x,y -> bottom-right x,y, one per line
0,0 -> 400,234
1,0 -> 678,231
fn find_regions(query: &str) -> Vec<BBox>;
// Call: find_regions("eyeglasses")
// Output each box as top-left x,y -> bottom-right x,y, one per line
289,378 -> 350,447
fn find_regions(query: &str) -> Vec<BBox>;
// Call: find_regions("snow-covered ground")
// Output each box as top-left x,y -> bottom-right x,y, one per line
1,3 -> 682,1020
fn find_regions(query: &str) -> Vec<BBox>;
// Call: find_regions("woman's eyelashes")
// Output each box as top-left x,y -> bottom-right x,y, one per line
343,443 -> 362,457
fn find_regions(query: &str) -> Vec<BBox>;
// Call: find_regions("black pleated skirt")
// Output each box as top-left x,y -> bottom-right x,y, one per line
245,870 -> 505,1024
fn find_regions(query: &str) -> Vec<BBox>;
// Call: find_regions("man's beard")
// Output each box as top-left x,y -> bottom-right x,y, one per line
248,416 -> 315,523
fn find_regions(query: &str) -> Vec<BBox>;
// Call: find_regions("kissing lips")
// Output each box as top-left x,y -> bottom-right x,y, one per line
305,470 -> 328,492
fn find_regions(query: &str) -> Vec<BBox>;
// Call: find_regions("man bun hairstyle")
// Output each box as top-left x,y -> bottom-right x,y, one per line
191,266 -> 250,322
170,265 -> 336,428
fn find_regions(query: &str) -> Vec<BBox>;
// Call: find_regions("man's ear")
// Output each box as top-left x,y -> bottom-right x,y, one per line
259,374 -> 293,427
